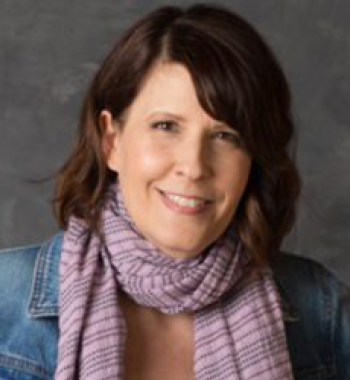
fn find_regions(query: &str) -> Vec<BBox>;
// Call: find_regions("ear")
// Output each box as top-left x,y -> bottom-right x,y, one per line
99,109 -> 121,173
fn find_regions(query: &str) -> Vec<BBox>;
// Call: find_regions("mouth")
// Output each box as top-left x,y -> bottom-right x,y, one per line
158,190 -> 212,214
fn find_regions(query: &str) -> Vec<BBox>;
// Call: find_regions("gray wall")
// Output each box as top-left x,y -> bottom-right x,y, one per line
1,0 -> 349,285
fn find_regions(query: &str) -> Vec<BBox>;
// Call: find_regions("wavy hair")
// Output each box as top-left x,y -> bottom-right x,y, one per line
54,4 -> 301,265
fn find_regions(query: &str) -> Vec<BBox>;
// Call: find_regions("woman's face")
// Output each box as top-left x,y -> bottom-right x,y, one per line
102,62 -> 251,259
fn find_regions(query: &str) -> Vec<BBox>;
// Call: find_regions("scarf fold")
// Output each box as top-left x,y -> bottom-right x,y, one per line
55,184 -> 294,379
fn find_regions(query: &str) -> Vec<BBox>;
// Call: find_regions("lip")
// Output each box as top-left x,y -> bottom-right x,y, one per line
158,189 -> 212,215
159,189 -> 211,201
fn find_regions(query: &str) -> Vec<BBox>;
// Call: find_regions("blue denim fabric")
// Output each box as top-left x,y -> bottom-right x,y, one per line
0,232 -> 349,379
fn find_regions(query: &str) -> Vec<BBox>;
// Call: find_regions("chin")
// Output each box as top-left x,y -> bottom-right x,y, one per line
158,240 -> 208,259
162,249 -> 202,259
145,226 -> 214,259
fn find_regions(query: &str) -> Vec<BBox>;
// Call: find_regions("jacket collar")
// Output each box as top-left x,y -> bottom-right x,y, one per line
28,232 -> 63,317
27,232 -> 300,322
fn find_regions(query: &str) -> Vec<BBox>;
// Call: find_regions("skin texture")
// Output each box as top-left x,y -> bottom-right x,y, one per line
101,62 -> 251,259
117,289 -> 195,380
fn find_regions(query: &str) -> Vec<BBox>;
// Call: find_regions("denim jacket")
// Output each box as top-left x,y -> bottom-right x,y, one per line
0,232 -> 349,379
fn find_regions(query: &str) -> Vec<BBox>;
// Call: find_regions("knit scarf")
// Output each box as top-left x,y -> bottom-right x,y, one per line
55,184 -> 294,379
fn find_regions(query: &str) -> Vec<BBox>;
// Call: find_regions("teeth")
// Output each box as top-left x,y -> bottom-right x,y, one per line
166,194 -> 205,208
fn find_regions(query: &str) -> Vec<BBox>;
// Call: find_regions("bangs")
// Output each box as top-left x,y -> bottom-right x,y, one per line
167,22 -> 256,145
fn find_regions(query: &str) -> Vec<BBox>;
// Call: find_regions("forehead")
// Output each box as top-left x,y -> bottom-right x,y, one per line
125,62 -> 213,123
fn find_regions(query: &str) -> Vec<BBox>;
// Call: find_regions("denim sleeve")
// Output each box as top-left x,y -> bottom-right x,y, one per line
316,263 -> 350,379
333,274 -> 350,378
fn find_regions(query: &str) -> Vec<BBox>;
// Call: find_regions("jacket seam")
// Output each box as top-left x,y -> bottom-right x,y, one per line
27,242 -> 47,316
313,261 -> 337,373
0,244 -> 41,255
0,352 -> 51,378
28,241 -> 59,317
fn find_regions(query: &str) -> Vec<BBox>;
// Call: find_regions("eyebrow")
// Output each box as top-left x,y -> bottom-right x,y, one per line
146,111 -> 232,130
146,111 -> 187,122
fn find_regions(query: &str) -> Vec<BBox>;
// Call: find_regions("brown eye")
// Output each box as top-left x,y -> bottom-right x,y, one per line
150,120 -> 178,132
213,131 -> 243,147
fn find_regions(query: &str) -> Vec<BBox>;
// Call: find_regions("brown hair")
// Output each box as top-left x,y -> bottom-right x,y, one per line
54,4 -> 300,265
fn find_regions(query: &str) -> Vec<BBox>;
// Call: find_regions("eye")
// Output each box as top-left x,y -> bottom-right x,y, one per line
213,130 -> 243,147
150,120 -> 178,132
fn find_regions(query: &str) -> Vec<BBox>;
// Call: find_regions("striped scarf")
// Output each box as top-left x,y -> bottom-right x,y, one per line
55,184 -> 294,379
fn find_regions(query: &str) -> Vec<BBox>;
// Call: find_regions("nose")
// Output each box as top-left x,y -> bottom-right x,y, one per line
174,137 -> 212,181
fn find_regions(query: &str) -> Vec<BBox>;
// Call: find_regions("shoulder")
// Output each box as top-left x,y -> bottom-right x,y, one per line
0,233 -> 62,379
272,252 -> 350,379
272,251 -> 337,280
271,252 -> 349,326
0,242 -> 41,293
0,232 -> 63,315
271,252 -> 340,305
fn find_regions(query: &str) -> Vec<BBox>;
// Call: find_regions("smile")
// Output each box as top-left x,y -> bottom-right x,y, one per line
159,190 -> 211,214
167,194 -> 206,207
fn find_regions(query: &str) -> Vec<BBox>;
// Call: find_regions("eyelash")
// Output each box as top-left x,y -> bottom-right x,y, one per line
212,131 -> 242,146
150,120 -> 242,147
150,120 -> 177,131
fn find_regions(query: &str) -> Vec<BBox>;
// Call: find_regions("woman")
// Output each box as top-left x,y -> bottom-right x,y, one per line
0,3 -> 349,380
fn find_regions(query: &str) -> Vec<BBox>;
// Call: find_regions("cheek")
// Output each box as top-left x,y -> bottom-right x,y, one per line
220,156 -> 251,202
121,138 -> 171,181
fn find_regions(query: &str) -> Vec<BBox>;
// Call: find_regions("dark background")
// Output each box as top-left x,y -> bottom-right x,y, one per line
0,1 -> 349,285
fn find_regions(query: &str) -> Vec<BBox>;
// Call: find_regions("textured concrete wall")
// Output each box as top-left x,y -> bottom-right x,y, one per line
0,0 -> 349,284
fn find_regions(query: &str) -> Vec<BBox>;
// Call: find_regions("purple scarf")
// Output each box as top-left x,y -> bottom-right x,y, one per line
55,184 -> 294,379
